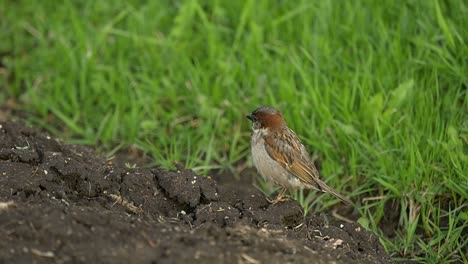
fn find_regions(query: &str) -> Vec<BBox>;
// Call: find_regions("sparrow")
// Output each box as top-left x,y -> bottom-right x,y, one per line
247,106 -> 352,205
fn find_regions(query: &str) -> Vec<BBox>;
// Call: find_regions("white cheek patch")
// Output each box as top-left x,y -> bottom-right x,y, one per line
253,127 -> 269,135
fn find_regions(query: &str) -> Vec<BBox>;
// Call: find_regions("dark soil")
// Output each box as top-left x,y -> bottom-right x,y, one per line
0,121 -> 392,263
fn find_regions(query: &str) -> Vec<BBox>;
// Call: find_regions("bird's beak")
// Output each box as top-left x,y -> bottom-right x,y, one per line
246,114 -> 253,121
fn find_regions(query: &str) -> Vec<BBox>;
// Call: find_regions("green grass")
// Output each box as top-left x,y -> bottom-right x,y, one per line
1,0 -> 467,262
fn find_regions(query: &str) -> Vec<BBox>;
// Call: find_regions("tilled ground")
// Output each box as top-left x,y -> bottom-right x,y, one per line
0,121 -> 392,263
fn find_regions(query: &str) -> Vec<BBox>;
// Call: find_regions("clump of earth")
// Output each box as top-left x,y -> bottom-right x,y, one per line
0,121 -> 391,263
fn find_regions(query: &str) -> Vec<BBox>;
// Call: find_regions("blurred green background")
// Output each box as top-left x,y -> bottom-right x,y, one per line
1,0 -> 467,262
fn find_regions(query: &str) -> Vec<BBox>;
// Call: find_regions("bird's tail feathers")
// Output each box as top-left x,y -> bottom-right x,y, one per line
311,179 -> 352,205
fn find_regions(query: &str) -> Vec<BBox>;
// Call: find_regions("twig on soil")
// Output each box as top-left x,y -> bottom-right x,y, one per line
308,229 -> 323,240
303,245 -> 317,254
196,203 -> 212,213
293,222 -> 305,230
60,199 -> 70,206
32,167 -> 40,176
15,139 -> 31,150
108,193 -> 143,214
141,232 -> 158,248
0,201 -> 15,211
31,248 -> 55,258
240,253 -> 260,264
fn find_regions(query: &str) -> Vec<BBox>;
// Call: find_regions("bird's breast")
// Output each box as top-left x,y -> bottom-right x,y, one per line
250,131 -> 304,189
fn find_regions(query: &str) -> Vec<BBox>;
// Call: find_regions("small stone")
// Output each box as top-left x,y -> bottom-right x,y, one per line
333,239 -> 344,249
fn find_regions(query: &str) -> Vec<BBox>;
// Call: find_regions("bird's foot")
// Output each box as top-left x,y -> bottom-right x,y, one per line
266,195 -> 290,204
266,188 -> 290,204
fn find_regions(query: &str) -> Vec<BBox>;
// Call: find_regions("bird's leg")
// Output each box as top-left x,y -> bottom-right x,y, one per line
267,188 -> 289,204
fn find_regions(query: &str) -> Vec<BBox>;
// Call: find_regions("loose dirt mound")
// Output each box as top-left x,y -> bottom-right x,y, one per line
0,121 -> 391,263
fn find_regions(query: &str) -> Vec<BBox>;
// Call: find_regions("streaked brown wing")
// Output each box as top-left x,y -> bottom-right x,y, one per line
264,128 -> 323,191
